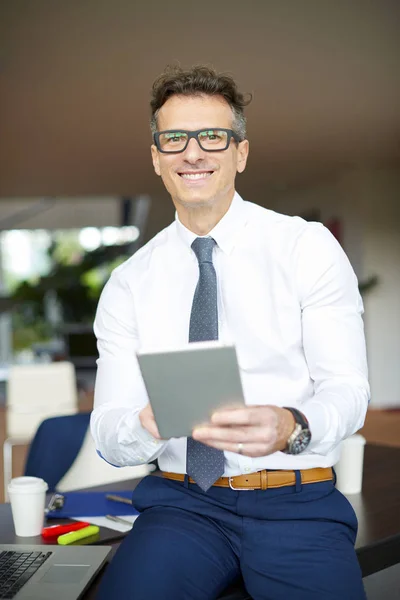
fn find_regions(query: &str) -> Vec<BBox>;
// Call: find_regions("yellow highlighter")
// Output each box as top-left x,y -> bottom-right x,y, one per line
57,525 -> 100,545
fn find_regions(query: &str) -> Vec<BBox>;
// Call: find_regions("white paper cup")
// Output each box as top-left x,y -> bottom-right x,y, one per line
8,476 -> 48,536
335,434 -> 366,495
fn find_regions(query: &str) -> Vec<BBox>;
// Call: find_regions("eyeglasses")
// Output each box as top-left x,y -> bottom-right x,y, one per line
153,128 -> 242,153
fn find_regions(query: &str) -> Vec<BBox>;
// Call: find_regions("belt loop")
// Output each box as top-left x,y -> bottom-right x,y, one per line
184,474 -> 189,488
295,470 -> 302,493
261,470 -> 268,490
332,467 -> 337,487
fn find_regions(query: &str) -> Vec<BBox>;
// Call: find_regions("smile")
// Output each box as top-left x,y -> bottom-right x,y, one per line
179,171 -> 214,180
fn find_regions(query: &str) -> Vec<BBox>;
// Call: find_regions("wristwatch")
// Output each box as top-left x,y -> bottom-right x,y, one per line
282,407 -> 312,455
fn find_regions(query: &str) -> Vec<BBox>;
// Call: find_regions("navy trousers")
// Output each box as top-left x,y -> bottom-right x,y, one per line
96,474 -> 366,600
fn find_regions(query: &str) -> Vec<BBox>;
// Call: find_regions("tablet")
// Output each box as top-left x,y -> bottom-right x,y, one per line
137,343 -> 245,439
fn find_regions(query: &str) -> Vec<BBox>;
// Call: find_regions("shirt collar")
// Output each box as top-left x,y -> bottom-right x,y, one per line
175,191 -> 247,255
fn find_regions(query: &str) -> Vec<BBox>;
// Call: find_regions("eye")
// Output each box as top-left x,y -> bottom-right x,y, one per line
199,130 -> 223,141
165,132 -> 186,143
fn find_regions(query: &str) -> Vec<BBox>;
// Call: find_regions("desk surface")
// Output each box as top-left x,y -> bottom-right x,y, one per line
348,443 -> 400,576
1,443 -> 399,598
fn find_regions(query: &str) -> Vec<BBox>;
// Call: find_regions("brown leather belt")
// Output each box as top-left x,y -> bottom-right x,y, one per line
163,467 -> 333,490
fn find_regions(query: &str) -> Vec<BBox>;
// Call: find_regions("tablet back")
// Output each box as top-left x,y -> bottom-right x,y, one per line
137,344 -> 245,439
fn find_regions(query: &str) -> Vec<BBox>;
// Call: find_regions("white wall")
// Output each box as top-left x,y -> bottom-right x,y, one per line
359,170 -> 400,409
264,168 -> 400,409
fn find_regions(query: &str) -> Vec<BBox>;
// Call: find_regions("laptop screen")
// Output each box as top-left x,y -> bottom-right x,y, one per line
65,331 -> 98,368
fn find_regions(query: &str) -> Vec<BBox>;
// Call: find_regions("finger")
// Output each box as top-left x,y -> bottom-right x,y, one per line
144,403 -> 155,418
192,425 -> 274,445
214,402 -> 246,412
196,440 -> 274,457
211,407 -> 268,427
144,415 -> 161,439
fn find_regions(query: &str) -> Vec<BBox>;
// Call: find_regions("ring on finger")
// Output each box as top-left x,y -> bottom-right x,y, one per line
237,442 -> 244,455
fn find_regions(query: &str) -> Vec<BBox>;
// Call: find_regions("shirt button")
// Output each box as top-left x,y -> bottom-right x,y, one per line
244,466 -> 251,473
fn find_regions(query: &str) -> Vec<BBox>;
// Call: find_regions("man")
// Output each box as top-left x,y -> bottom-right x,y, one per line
92,65 -> 369,599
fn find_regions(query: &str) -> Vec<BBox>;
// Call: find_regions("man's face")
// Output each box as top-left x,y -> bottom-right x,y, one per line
151,94 -> 249,209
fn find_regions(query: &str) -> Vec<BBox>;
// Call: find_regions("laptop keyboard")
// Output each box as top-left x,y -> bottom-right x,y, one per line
0,550 -> 52,599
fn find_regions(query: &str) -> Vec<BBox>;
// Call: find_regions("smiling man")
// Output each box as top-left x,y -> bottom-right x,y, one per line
151,95 -> 248,226
92,65 -> 369,599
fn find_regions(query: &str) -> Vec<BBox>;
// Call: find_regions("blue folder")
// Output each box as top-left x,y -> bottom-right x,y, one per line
46,490 -> 139,519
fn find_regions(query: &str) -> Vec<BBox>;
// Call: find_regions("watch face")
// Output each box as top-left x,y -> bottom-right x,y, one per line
290,429 -> 311,454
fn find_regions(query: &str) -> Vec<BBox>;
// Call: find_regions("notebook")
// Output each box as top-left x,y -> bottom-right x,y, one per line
46,490 -> 138,519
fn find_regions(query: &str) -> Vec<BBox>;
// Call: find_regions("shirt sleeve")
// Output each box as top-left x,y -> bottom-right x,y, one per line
90,269 -> 168,467
295,222 -> 370,455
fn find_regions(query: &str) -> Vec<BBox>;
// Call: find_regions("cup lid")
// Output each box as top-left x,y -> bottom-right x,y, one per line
8,476 -> 48,494
344,434 -> 367,445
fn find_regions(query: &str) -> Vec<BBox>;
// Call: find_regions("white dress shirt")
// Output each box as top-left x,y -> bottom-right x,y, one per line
91,192 -> 369,475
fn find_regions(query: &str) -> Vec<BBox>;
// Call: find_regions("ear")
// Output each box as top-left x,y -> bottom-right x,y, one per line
151,145 -> 161,176
236,140 -> 249,174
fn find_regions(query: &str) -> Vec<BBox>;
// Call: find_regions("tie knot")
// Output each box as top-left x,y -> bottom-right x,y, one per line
191,237 -> 216,264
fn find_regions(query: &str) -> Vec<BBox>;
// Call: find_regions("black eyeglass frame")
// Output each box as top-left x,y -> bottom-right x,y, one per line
153,128 -> 242,153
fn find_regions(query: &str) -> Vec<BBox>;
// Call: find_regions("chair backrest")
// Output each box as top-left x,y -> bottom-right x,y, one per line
57,426 -> 152,491
6,361 -> 78,438
24,412 -> 152,492
24,413 -> 91,492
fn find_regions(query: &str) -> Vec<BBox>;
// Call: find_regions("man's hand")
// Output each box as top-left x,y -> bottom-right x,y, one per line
139,404 -> 161,439
192,405 -> 296,457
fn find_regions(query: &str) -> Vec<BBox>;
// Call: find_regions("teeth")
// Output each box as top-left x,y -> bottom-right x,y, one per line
180,172 -> 212,179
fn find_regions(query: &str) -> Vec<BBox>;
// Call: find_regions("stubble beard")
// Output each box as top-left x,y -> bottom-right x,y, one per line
177,195 -> 217,211
174,182 -> 232,213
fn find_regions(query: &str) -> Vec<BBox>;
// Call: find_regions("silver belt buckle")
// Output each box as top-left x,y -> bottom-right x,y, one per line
228,476 -> 254,491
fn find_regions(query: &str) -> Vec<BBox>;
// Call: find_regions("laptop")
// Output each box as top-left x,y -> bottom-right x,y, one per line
0,544 -> 111,599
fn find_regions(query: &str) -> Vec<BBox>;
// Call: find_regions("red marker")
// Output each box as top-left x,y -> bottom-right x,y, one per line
41,521 -> 90,539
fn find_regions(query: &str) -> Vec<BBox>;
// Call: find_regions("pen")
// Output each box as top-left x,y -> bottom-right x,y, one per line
57,525 -> 100,545
106,515 -> 133,527
106,494 -> 132,506
42,521 -> 90,539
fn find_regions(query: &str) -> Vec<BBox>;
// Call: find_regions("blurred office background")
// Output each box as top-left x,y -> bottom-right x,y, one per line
0,0 -> 399,499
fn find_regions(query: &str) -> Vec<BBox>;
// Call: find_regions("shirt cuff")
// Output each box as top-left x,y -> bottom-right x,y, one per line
117,411 -> 167,461
301,395 -> 345,456
96,449 -> 121,467
301,401 -> 330,450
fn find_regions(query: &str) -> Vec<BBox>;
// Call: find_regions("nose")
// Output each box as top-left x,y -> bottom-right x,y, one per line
182,136 -> 207,163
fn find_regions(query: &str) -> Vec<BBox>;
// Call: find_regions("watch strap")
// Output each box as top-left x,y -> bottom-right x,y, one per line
282,407 -> 311,454
283,407 -> 309,429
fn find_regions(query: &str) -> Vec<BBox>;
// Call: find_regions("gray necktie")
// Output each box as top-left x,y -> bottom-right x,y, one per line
186,237 -> 225,492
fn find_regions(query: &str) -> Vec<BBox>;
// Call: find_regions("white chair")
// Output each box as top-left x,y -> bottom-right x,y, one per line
3,361 -> 78,500
56,427 -> 153,492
